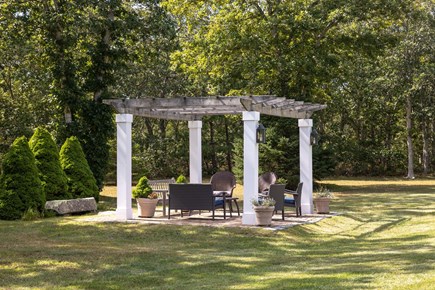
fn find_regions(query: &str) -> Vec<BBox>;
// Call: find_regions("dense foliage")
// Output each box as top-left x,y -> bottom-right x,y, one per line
161,0 -> 434,178
59,136 -> 99,201
0,0 -> 434,183
0,137 -> 44,220
29,128 -> 70,201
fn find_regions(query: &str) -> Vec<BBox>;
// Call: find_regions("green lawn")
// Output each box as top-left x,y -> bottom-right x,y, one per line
1,178 -> 434,289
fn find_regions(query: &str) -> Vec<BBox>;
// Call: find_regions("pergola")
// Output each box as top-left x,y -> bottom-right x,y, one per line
103,95 -> 326,225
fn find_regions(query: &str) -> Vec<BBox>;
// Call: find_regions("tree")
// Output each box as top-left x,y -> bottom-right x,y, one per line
60,136 -> 99,201
163,0 -> 414,177
0,1 -> 54,158
379,0 -> 435,177
29,128 -> 70,200
0,136 -> 44,219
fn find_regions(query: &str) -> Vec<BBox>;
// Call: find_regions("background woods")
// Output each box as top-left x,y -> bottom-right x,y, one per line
1,0 -> 434,186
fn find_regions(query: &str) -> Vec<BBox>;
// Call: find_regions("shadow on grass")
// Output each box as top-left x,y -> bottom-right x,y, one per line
1,178 -> 435,289
1,216 -> 434,289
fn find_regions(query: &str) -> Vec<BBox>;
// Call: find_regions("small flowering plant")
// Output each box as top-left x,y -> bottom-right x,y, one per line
314,186 -> 334,199
251,196 -> 276,207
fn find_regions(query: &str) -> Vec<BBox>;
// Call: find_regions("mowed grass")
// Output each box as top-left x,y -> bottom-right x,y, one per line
0,178 -> 434,289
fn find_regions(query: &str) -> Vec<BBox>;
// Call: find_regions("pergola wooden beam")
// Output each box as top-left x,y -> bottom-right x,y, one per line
239,97 -> 326,119
103,95 -> 326,120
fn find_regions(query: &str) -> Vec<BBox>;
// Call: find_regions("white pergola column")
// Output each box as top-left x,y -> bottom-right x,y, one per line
116,114 -> 133,220
188,120 -> 202,183
298,119 -> 314,214
242,111 -> 260,225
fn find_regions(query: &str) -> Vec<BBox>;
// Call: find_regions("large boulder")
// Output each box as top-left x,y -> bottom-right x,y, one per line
45,197 -> 97,215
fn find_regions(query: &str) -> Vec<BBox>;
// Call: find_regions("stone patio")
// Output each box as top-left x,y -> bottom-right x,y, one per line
78,209 -> 339,231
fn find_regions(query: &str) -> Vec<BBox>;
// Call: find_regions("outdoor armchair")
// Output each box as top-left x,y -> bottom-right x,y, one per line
267,184 -> 286,220
284,182 -> 304,217
210,171 -> 240,216
258,172 -> 277,193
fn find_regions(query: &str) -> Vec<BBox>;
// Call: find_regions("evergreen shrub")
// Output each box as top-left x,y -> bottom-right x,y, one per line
0,136 -> 44,219
176,175 -> 188,183
132,176 -> 154,199
29,128 -> 70,200
60,136 -> 99,201
0,188 -> 24,220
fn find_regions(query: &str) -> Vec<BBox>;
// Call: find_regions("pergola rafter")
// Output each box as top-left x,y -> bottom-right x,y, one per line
103,95 -> 327,121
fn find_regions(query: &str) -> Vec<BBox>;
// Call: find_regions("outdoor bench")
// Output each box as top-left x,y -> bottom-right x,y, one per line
168,183 -> 226,220
149,178 -> 175,216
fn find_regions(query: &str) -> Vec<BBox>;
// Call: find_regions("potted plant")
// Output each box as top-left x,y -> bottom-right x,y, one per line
133,176 -> 159,218
313,186 -> 334,214
176,174 -> 188,183
252,197 -> 276,226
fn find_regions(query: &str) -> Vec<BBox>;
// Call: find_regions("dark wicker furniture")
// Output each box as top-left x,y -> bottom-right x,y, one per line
168,184 -> 226,220
284,182 -> 304,217
210,171 -> 240,216
258,172 -> 277,193
267,182 -> 304,219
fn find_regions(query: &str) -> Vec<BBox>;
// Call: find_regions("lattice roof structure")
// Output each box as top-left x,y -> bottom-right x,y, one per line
103,95 -> 326,121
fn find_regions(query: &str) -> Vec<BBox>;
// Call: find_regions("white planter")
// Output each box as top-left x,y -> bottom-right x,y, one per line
253,206 -> 275,226
314,197 -> 330,214
136,198 -> 158,218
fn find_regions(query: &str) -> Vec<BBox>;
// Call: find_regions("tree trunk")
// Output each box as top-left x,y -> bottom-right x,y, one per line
209,120 -> 217,172
406,95 -> 415,179
93,10 -> 114,102
144,119 -> 154,139
432,120 -> 435,172
159,119 -> 167,138
422,119 -> 429,174
224,117 -> 232,172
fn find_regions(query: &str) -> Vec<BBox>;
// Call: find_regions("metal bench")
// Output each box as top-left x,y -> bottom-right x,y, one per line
149,178 -> 175,217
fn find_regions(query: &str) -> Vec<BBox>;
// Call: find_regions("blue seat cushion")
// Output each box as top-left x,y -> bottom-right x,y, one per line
214,199 -> 224,206
284,197 -> 295,205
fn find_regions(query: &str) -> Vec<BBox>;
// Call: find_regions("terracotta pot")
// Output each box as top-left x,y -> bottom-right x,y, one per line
314,197 -> 330,214
136,198 -> 159,218
253,206 -> 275,226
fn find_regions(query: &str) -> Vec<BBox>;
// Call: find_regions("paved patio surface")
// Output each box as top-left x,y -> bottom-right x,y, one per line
78,209 -> 339,231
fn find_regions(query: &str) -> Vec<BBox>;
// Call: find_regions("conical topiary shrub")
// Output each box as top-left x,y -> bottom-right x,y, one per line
0,136 -> 44,219
29,127 -> 71,201
60,136 -> 99,201
0,187 -> 25,220
176,175 -> 188,184
132,176 -> 153,199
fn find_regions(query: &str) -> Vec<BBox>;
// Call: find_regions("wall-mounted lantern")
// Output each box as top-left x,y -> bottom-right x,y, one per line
256,123 -> 266,144
310,128 -> 320,145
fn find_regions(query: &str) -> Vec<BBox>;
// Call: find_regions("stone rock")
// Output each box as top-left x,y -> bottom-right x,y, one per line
45,197 -> 97,215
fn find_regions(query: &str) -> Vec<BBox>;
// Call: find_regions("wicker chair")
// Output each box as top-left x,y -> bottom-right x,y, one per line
267,184 -> 286,220
284,182 -> 304,217
267,182 -> 304,219
258,172 -> 277,193
210,171 -> 240,216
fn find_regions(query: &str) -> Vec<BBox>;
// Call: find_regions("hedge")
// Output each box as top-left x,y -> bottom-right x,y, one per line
0,136 -> 44,219
29,128 -> 70,201
60,136 -> 99,201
